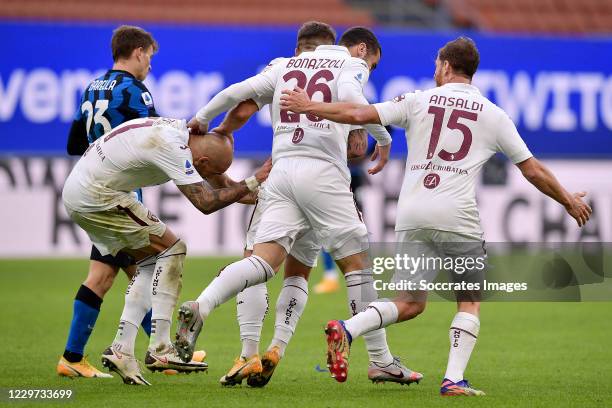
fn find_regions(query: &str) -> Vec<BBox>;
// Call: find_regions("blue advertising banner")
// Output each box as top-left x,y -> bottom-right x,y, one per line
0,21 -> 610,157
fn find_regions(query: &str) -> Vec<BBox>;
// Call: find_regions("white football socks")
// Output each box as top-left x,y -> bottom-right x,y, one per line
270,276 -> 309,357
345,270 -> 394,365
343,300 -> 399,339
112,321 -> 139,356
197,255 -> 274,319
149,240 -> 186,351
236,282 -> 269,358
444,312 -> 480,382
112,256 -> 155,356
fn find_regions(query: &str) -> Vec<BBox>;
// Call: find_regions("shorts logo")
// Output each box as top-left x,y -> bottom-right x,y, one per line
423,173 -> 440,189
185,160 -> 194,175
393,94 -> 406,103
292,127 -> 304,144
147,211 -> 159,223
141,92 -> 154,106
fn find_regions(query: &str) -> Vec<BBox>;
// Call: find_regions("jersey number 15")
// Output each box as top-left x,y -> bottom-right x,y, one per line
427,106 -> 478,162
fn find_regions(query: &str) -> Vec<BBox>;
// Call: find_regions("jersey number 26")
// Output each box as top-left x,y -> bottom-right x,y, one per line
280,70 -> 334,123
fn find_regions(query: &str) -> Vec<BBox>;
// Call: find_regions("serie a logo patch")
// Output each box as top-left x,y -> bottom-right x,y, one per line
185,160 -> 194,175
141,92 -> 154,106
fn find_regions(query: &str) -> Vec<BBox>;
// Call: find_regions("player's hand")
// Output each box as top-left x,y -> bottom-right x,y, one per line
368,143 -> 390,175
187,117 -> 208,135
565,191 -> 592,227
254,157 -> 273,183
280,87 -> 310,113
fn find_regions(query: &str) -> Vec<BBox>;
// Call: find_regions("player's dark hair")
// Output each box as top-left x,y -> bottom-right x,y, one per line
111,25 -> 158,62
438,36 -> 480,79
296,21 -> 336,50
338,27 -> 381,56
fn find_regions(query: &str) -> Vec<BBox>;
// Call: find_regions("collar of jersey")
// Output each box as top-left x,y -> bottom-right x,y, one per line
108,69 -> 136,78
314,45 -> 350,55
443,82 -> 481,94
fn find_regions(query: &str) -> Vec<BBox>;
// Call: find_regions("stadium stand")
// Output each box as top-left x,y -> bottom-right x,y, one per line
444,0 -> 612,33
0,0 -> 373,26
1,0 -> 609,33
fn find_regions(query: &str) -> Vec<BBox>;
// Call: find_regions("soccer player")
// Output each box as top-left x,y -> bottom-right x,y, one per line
280,36 -> 593,396
62,117 -> 271,385
178,26 -> 423,386
58,25 -> 160,379
204,22 -> 401,387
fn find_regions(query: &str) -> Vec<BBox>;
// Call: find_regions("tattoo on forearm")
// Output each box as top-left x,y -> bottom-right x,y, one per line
178,180 -> 249,214
347,129 -> 367,159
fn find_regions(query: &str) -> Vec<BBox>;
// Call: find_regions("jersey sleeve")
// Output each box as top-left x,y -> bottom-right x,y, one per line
155,141 -> 204,186
373,93 -> 414,128
337,58 -> 370,103
66,119 -> 89,155
495,111 -> 533,164
252,95 -> 273,110
245,62 -> 281,101
67,92 -> 89,154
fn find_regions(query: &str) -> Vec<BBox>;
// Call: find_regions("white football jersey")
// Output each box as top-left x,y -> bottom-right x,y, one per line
374,82 -> 532,235
252,57 -> 365,139
246,45 -> 372,179
63,117 -> 203,212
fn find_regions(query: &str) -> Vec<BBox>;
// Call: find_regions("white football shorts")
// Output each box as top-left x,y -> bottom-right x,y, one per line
254,157 -> 368,261
66,195 -> 166,257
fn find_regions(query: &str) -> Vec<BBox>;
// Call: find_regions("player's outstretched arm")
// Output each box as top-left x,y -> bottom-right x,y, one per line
189,80 -> 262,135
213,99 -> 260,135
280,87 -> 381,125
178,159 -> 271,214
516,157 -> 592,227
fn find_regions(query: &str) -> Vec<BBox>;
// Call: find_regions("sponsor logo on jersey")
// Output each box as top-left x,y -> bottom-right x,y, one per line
185,160 -> 194,175
141,91 -> 154,106
423,173 -> 440,189
355,72 -> 364,83
292,127 -> 304,144
393,94 -> 406,103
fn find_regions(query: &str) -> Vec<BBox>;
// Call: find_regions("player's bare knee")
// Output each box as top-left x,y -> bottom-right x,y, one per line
336,252 -> 368,274
396,301 -> 426,322
84,263 -> 118,297
458,301 -> 480,316
284,255 -> 311,280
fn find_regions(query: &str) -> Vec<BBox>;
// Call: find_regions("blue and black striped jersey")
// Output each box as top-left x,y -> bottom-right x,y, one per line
73,69 -> 158,144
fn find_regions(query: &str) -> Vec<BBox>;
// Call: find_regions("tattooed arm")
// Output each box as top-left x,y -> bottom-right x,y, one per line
177,180 -> 250,215
347,128 -> 367,159
205,173 -> 258,205
177,158 -> 272,214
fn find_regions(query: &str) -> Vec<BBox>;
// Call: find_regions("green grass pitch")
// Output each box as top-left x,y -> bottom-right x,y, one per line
0,257 -> 610,407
